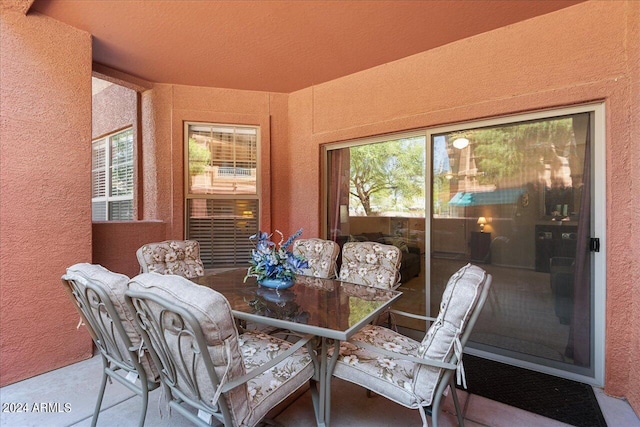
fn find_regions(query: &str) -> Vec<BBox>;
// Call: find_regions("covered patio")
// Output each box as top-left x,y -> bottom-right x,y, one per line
1,1 -> 639,426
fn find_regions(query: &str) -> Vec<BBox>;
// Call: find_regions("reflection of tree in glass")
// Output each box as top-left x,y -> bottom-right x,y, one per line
347,298 -> 380,327
188,137 -> 211,177
350,138 -> 425,216
342,283 -> 394,327
470,118 -> 574,186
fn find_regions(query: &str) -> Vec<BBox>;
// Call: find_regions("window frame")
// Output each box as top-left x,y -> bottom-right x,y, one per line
184,121 -> 261,268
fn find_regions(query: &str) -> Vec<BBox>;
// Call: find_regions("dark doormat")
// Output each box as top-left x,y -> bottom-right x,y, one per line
459,355 -> 607,427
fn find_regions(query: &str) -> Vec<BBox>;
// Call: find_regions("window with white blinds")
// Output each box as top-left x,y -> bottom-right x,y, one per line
187,124 -> 257,195
185,123 -> 259,268
92,128 -> 134,221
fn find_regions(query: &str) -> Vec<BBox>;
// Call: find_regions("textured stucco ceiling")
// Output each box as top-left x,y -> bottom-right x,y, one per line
30,0 -> 585,93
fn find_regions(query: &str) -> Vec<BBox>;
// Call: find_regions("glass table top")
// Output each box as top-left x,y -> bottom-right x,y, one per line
192,268 -> 402,340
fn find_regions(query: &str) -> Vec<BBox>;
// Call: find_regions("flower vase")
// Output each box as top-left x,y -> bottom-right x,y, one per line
258,277 -> 295,290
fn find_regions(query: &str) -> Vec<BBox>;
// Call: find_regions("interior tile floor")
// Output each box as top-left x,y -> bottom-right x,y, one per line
1,355 -> 638,427
394,258 -> 598,368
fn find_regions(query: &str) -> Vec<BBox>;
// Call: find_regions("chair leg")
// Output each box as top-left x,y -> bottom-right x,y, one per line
91,358 -> 109,427
449,377 -> 465,427
138,381 -> 149,427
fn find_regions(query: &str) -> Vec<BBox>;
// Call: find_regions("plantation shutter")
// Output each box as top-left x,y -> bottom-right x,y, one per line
92,128 -> 134,221
109,200 -> 133,220
187,199 -> 258,268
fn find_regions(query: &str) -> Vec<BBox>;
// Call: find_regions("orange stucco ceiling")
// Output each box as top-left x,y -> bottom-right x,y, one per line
30,0 -> 585,93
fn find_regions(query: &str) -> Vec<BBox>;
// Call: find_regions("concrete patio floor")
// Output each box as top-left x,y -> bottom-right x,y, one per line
1,354 -> 638,427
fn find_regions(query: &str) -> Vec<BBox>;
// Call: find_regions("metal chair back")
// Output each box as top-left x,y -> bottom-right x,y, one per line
124,288 -> 236,426
61,271 -> 159,427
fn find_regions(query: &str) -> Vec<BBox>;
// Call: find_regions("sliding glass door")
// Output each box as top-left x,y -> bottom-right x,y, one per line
427,105 -> 604,384
324,104 -> 604,385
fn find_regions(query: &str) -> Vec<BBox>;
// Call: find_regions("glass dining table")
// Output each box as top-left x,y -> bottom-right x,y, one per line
192,268 -> 402,427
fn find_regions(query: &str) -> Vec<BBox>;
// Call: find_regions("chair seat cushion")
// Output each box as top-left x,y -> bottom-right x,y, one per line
239,331 -> 314,427
66,263 -> 160,382
330,325 -> 425,409
332,264 -> 490,414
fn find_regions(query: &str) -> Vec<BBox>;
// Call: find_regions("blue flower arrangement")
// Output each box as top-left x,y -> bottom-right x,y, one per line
244,229 -> 309,283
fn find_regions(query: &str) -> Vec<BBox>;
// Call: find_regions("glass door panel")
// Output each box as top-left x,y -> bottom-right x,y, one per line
430,112 -> 595,378
325,136 -> 427,327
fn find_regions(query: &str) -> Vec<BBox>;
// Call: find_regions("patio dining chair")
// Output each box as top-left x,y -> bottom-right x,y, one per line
61,264 -> 160,427
293,238 -> 340,279
136,240 -> 205,279
337,241 -> 403,326
330,264 -> 492,427
124,273 -> 317,427
338,241 -> 402,290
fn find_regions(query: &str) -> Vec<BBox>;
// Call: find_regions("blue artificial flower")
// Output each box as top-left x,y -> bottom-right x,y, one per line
244,228 -> 308,282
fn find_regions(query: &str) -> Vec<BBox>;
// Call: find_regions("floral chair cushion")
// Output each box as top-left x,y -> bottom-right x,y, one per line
65,263 -> 159,382
239,332 -> 314,427
414,264 -> 487,404
136,240 -> 204,279
128,273 -> 313,427
293,238 -> 340,279
338,242 -> 402,289
332,264 -> 489,408
330,324 -> 424,408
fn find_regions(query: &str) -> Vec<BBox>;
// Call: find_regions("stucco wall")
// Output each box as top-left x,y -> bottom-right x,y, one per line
276,86 -> 318,237
626,0 -> 640,413
92,83 -> 136,139
283,0 -> 639,409
0,10 -> 93,385
92,221 -> 166,277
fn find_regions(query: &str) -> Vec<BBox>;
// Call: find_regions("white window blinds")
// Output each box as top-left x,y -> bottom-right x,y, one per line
92,128 -> 134,221
187,124 -> 257,195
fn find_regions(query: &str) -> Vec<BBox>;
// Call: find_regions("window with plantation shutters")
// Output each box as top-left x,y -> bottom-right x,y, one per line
92,128 -> 134,221
185,123 -> 260,268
